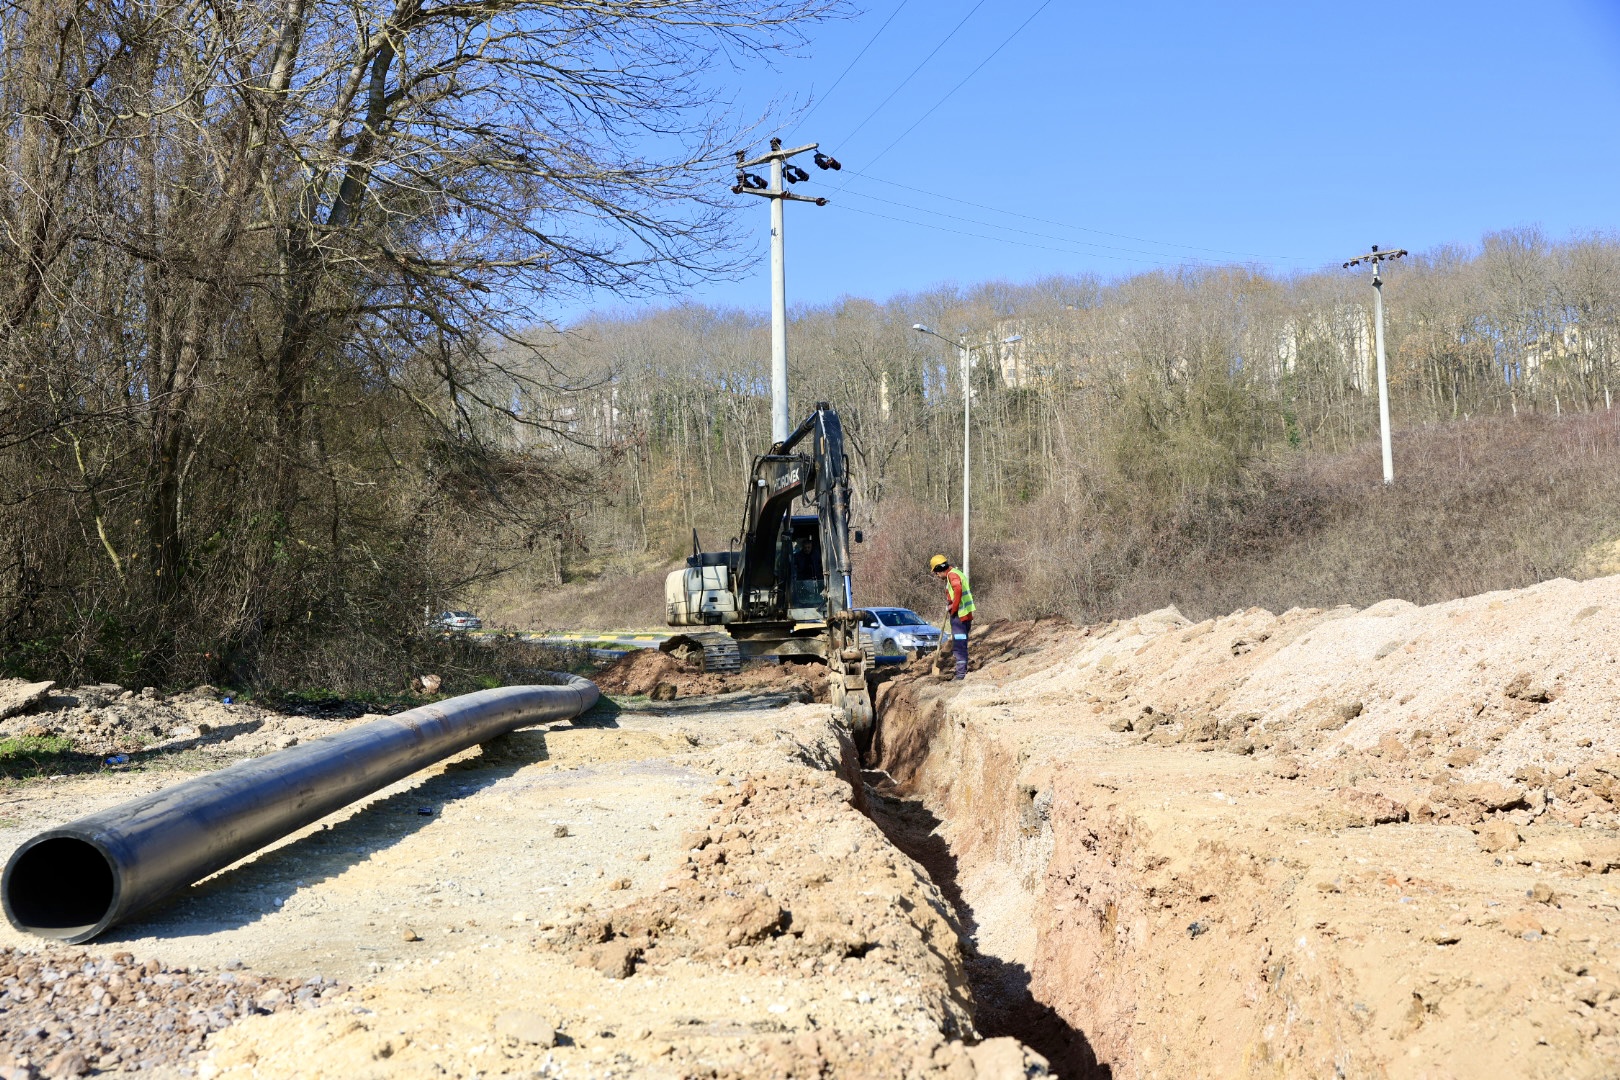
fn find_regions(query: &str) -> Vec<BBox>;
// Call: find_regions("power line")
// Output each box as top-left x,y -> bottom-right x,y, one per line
833,202 -> 1222,266
863,0 -> 1056,171
838,0 -> 990,149
789,0 -> 911,136
839,187 -> 1223,264
841,168 -> 1309,262
829,0 -> 1292,267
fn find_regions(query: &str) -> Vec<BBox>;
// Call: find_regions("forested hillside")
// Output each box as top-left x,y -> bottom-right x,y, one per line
490,230 -> 1620,626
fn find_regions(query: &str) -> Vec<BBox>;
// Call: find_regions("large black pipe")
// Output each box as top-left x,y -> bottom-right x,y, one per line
2,677 -> 598,944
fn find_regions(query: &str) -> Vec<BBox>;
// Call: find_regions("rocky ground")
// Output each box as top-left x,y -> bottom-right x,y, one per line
0,691 -> 1045,1079
0,951 -> 345,1078
0,682 -> 382,766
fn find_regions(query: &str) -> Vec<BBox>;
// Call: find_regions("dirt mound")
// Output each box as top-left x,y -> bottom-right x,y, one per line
1005,576 -> 1620,829
592,649 -> 703,695
868,576 -> 1620,1078
0,681 -> 422,770
592,648 -> 829,702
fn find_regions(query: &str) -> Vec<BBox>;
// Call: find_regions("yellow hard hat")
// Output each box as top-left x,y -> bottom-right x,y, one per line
928,554 -> 949,571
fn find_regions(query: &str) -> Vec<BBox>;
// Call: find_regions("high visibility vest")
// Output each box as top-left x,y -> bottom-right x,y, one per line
945,568 -> 975,618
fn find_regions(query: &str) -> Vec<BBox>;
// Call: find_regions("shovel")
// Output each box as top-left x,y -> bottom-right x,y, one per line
932,619 -> 953,674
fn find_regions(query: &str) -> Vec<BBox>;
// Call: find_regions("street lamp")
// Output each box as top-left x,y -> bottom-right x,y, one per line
911,325 -> 1022,580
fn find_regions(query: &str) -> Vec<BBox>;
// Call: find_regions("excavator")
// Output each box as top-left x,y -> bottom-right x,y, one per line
661,402 -> 874,732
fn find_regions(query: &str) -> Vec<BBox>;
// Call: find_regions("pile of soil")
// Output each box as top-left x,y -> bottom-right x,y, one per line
1012,576 -> 1620,830
0,948 -> 341,1077
868,576 -> 1620,1077
0,681 -> 404,765
592,648 -> 829,703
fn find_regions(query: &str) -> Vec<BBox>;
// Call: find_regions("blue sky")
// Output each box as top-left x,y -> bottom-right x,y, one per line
561,0 -> 1620,323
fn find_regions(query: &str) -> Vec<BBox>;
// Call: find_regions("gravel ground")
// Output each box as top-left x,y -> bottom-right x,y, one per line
0,949 -> 343,1078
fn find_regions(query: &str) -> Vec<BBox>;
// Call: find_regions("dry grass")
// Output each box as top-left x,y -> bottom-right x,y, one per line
983,411 -> 1620,622
477,412 -> 1620,633
477,563 -> 674,631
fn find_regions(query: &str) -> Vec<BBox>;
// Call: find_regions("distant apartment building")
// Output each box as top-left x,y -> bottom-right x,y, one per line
1275,305 -> 1374,391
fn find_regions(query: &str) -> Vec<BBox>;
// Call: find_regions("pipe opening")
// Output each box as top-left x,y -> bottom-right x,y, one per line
5,836 -> 116,939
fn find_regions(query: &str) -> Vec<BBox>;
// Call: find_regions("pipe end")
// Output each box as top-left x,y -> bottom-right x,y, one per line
3,833 -> 119,944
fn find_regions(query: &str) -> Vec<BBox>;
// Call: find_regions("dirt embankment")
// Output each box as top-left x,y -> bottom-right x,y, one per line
592,648 -> 829,703
870,579 -> 1620,1078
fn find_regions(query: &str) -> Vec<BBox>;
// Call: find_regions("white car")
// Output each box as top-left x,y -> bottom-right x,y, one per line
857,607 -> 942,659
436,611 -> 483,632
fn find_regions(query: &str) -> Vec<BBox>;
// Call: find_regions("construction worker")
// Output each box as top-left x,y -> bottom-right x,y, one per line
929,555 -> 974,680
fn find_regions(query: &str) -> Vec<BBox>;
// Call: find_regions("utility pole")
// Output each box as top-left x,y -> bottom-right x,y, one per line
957,336 -> 971,580
911,325 -> 1021,580
1342,245 -> 1407,485
734,139 -> 840,444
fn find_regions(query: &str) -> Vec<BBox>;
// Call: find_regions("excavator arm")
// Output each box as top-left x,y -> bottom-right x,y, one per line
663,402 -> 873,731
758,405 -> 869,730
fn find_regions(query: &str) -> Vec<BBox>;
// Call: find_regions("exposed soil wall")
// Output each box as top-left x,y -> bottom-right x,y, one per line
872,585 -> 1620,1078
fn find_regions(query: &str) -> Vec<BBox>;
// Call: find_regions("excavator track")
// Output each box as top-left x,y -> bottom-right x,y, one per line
660,632 -> 742,675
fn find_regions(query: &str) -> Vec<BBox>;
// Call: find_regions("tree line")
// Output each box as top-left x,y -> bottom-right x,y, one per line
514,228 -> 1620,618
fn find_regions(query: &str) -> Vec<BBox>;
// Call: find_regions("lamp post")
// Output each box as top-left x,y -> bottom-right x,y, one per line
911,325 -> 1022,579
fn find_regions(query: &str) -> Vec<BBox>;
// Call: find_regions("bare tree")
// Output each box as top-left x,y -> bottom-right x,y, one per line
0,0 -> 839,685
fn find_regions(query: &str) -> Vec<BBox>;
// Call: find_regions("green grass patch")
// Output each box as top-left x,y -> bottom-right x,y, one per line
0,734 -> 75,773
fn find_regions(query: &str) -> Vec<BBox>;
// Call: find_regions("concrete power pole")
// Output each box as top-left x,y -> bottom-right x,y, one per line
734,139 -> 839,444
911,325 -> 1021,580
1342,245 -> 1407,485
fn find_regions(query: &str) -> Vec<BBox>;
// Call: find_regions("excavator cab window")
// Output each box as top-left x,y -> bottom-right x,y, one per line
785,515 -> 826,621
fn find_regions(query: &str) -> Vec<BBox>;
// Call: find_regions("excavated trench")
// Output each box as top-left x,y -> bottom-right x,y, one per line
860,765 -> 1104,1078
861,668 -> 1109,1079
857,602 -> 1620,1080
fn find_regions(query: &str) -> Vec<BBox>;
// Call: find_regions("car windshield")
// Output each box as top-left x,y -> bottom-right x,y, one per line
449,611 -> 475,618
877,610 -> 926,627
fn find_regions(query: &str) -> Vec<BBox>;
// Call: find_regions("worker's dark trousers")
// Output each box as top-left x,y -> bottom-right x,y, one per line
950,615 -> 972,679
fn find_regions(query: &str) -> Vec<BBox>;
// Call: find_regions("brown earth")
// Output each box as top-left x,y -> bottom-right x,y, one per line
869,579 -> 1620,1078
5,574 -> 1619,1078
592,648 -> 830,703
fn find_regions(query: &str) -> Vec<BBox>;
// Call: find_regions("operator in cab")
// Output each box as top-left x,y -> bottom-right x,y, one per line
929,555 -> 974,680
